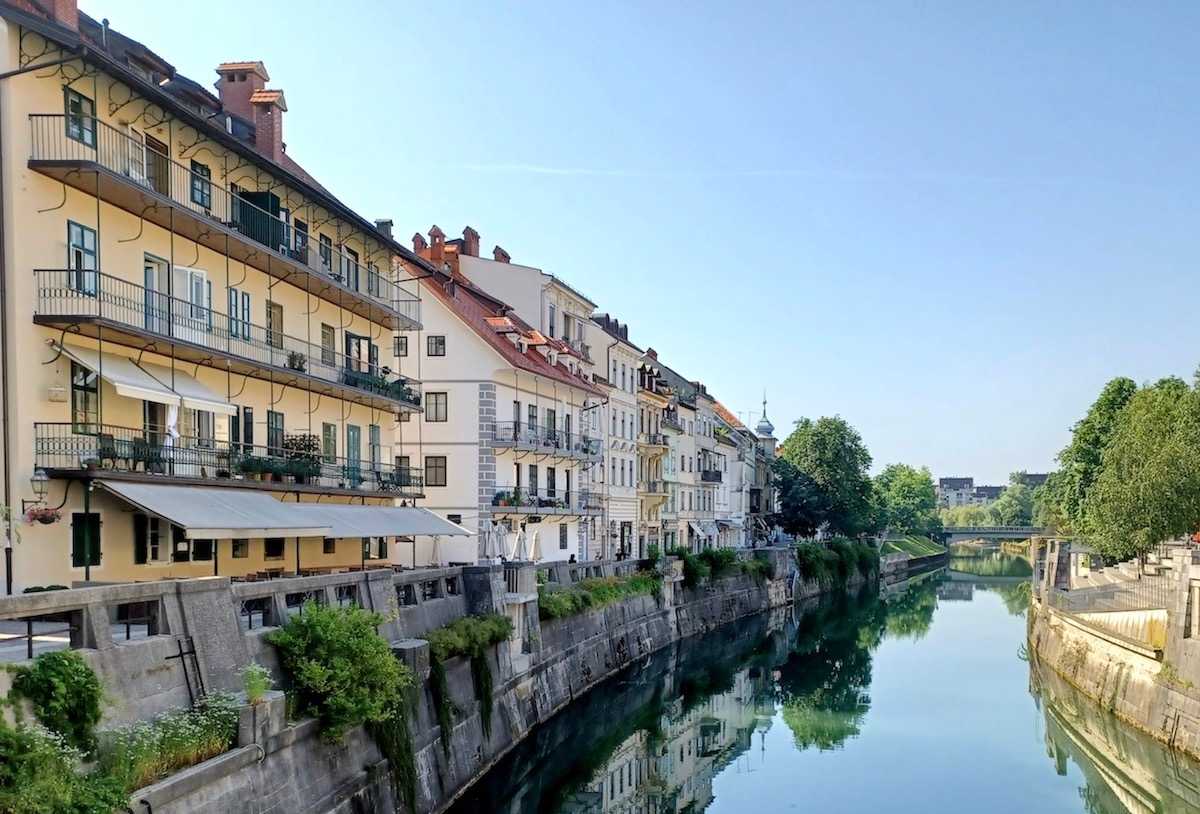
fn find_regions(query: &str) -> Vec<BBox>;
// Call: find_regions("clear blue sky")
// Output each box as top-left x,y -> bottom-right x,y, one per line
80,0 -> 1200,484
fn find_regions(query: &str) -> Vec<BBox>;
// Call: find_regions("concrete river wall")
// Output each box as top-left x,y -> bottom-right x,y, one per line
0,547 -> 835,814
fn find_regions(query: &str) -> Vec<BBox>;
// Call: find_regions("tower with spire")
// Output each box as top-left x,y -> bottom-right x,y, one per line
755,391 -> 775,439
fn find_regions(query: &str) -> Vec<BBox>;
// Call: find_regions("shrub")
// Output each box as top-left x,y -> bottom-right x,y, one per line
852,541 -> 879,577
741,557 -> 774,581
425,614 -> 513,742
0,723 -> 126,814
241,662 -> 272,705
268,603 -> 413,742
10,650 -> 104,754
98,692 -> 239,793
668,548 -> 711,589
794,543 -> 831,583
697,548 -> 739,577
537,572 -> 662,620
645,544 -> 663,566
827,540 -> 855,581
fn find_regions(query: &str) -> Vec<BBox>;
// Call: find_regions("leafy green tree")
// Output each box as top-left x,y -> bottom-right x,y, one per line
1082,377 -> 1200,561
1032,471 -> 1068,531
987,473 -> 1034,525
939,503 -> 992,528
873,464 -> 940,535
779,416 -> 878,536
1054,377 -> 1137,531
772,457 -> 831,537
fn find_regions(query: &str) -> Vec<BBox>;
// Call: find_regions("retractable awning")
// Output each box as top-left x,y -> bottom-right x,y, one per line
701,521 -> 720,537
688,521 -> 705,538
53,342 -> 235,416
97,481 -> 332,538
287,505 -> 473,538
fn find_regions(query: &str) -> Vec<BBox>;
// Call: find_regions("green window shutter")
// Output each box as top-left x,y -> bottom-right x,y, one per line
133,514 -> 148,565
71,513 -> 101,568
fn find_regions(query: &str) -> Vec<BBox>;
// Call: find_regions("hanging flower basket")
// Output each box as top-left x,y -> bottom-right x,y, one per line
25,506 -> 61,525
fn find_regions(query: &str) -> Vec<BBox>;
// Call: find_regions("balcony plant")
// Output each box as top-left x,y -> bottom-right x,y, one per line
282,434 -> 321,484
286,351 -> 307,373
24,506 -> 61,525
493,490 -> 512,507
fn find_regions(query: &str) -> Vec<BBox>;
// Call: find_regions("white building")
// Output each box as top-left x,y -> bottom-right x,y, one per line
398,227 -> 603,564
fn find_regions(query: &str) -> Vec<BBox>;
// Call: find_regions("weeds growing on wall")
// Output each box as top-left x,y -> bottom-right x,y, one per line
366,688 -> 419,814
425,614 -> 514,743
538,572 -> 663,619
794,539 -> 878,587
9,650 -> 104,754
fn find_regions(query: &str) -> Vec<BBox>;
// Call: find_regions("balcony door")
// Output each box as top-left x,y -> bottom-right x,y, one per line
143,255 -> 170,336
172,266 -> 211,346
346,424 -> 362,487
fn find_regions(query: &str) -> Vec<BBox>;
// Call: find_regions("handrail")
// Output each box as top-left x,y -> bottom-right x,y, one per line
491,420 -> 601,458
34,422 -> 424,496
490,485 -> 601,513
34,269 -> 420,408
28,114 -> 420,324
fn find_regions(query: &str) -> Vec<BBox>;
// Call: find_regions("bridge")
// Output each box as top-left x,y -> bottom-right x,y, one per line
941,526 -> 1046,544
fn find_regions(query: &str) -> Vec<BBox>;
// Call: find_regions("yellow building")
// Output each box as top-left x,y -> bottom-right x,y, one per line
0,3 -> 462,592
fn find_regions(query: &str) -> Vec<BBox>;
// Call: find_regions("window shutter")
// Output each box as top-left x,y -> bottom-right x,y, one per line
133,514 -> 148,564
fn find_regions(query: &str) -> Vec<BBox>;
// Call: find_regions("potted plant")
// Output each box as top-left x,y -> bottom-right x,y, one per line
282,434 -> 321,485
286,351 -> 307,373
25,506 -> 61,525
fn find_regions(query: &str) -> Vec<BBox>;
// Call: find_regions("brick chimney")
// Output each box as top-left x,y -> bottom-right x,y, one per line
493,245 -> 511,263
462,226 -> 480,258
251,90 -> 287,162
50,0 -> 78,29
215,62 -> 269,124
412,233 -> 428,255
645,347 -> 658,360
428,226 -> 445,265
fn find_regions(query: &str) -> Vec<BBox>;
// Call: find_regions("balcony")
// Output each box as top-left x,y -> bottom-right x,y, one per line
662,414 -> 684,433
701,469 -> 723,483
34,423 -> 424,499
489,487 -> 601,517
28,115 -> 420,331
639,480 -> 669,497
639,432 -> 669,450
34,270 -> 420,413
490,421 -> 601,462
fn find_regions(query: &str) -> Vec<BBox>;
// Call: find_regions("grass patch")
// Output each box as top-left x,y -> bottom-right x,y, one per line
880,535 -> 945,557
538,571 -> 662,620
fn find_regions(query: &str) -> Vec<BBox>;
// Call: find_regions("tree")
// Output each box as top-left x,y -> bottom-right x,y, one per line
780,417 -> 878,536
1054,377 -> 1137,532
940,503 -> 993,528
873,464 -> 940,536
772,457 -> 831,538
1082,377 -> 1200,562
987,472 -> 1034,526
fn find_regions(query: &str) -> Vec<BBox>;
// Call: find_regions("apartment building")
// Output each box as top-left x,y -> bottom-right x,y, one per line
636,360 -> 671,555
585,314 -> 640,560
937,477 -> 975,507
405,228 -> 602,564
748,398 -> 778,543
0,4 -> 477,592
713,403 -> 751,548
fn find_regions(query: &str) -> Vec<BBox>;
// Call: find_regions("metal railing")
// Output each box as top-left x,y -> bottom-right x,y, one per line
640,432 -> 668,447
662,414 -> 684,432
489,486 -> 601,514
700,469 -> 723,483
490,421 -> 601,459
35,270 -> 421,409
29,114 -> 420,325
640,479 -> 668,495
34,422 -> 425,497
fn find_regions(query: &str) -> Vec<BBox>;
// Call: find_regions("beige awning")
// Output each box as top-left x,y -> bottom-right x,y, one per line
98,481 -> 331,539
286,505 -> 473,538
140,360 -> 236,415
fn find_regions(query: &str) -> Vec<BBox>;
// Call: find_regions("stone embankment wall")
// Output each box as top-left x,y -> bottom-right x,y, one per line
0,547 -> 832,813
1028,541 -> 1200,763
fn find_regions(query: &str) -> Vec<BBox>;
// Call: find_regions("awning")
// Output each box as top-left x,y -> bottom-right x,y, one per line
55,343 -> 235,416
98,481 -> 331,538
702,521 -> 720,537
716,519 -> 734,529
56,343 -> 177,408
287,505 -> 474,538
688,521 -> 705,538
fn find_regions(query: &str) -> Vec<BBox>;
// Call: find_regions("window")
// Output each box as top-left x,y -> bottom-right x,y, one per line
559,524 -> 568,550
322,423 -> 337,463
264,538 -> 285,560
267,410 -> 284,454
189,160 -> 212,209
171,527 -> 190,562
133,515 -> 162,564
528,405 -> 538,432
447,514 -> 462,525
426,335 -> 446,357
67,221 -> 97,294
342,246 -> 359,289
396,455 -> 411,483
368,263 -> 381,297
192,539 -> 214,561
293,219 -> 309,257
369,424 -> 381,468
546,467 -> 557,498
64,88 -> 95,147
548,304 -> 557,337
529,464 -> 539,493
70,362 -> 98,433
323,538 -> 336,555
321,324 -> 336,366
228,288 -> 250,339
394,335 -> 407,357
231,539 -> 249,558
424,456 -> 447,487
241,406 -> 254,452
197,410 -> 215,449
266,301 -> 283,349
319,234 -> 333,270
426,392 -> 447,422
71,512 -> 101,567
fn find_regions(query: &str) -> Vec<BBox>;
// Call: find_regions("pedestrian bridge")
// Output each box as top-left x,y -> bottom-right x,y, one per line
941,526 -> 1046,543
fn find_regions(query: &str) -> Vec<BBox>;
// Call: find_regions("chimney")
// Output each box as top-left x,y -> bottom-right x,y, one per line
462,226 -> 480,258
251,90 -> 287,163
50,0 -> 78,30
646,347 -> 658,360
374,219 -> 394,240
412,233 -> 428,255
215,62 -> 269,124
428,225 -> 446,265
492,245 -> 511,263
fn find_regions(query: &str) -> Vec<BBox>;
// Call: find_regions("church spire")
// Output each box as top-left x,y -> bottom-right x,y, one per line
755,390 -> 775,438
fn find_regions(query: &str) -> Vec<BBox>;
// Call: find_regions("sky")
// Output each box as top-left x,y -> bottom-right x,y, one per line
79,0 -> 1200,484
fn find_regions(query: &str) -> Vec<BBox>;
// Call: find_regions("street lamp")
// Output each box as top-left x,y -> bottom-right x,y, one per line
22,468 -> 49,512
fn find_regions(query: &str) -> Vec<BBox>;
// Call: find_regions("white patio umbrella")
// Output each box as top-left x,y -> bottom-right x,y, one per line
429,535 -> 442,567
477,524 -> 492,562
529,529 -> 542,562
512,527 -> 529,561
490,521 -> 508,561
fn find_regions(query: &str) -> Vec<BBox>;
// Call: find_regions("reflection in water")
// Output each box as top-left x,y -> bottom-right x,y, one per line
453,570 -> 1200,814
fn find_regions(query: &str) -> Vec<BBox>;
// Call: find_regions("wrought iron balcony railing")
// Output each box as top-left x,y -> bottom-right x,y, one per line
700,469 -> 723,483
639,432 -> 668,448
639,479 -> 668,495
489,486 -> 601,515
29,114 -> 420,327
491,421 -> 601,460
662,414 -> 684,432
34,270 -> 420,410
34,422 -> 424,497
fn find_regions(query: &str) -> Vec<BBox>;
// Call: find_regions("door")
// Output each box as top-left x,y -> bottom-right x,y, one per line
145,135 -> 169,196
172,267 -> 210,345
143,255 -> 169,335
123,125 -> 147,184
342,247 -> 359,291
346,425 -> 362,487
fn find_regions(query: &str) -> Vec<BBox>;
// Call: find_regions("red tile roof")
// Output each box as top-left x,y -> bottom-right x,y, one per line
713,400 -> 747,431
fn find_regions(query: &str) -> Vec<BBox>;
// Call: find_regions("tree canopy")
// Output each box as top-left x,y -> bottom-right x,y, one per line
777,416 -> 878,536
1053,377 -> 1137,532
873,464 -> 940,536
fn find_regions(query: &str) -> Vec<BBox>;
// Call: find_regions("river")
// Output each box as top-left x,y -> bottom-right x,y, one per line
449,552 -> 1200,814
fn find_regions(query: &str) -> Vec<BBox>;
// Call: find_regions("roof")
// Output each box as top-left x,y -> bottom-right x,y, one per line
713,401 -> 747,431
249,89 -> 287,110
216,61 -> 269,79
939,477 -> 974,489
420,272 -> 602,396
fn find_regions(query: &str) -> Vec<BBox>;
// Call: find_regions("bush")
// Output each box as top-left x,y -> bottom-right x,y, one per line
98,693 -> 238,793
537,572 -> 662,620
852,541 -> 879,577
794,543 -> 831,583
10,650 -> 104,755
742,557 -> 774,581
0,723 -> 126,814
268,603 -> 413,742
241,662 -> 272,705
697,548 -> 739,577
668,548 -> 711,589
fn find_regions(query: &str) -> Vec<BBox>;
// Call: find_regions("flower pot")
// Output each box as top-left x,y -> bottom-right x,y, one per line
36,516 -> 56,525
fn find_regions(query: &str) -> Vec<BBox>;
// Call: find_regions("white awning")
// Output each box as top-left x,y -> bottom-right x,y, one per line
688,521 -> 705,538
287,505 -> 473,538
701,521 -> 720,537
141,360 -> 237,416
98,481 -> 331,539
54,343 -> 235,416
56,343 -> 177,408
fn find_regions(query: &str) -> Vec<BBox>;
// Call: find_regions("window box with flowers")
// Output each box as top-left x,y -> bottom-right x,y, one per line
25,506 -> 61,525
